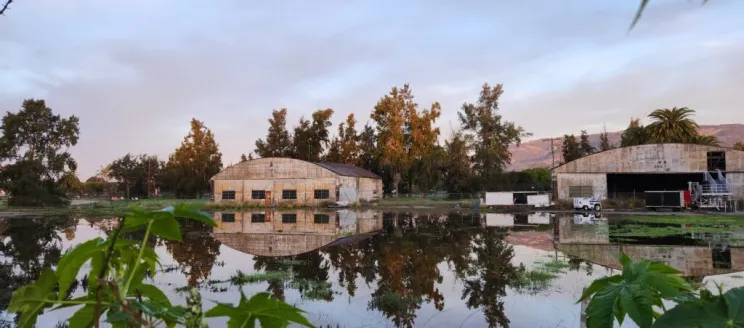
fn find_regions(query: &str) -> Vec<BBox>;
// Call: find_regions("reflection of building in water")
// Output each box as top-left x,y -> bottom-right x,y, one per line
557,243 -> 744,277
483,212 -> 553,227
554,216 -> 610,245
212,210 -> 382,257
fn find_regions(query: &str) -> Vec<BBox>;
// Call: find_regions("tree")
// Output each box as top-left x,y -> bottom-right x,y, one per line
459,83 -> 530,190
255,108 -> 292,158
579,130 -> 595,156
561,134 -> 582,163
108,154 -> 161,198
167,119 -> 222,198
290,108 -> 334,161
442,132 -> 472,193
358,125 -> 381,176
620,118 -> 651,147
240,154 -> 248,162
57,172 -> 83,196
337,113 -> 360,165
691,134 -> 720,146
735,142 -> 744,151
0,99 -> 80,206
599,126 -> 614,151
371,84 -> 440,193
646,107 -> 699,143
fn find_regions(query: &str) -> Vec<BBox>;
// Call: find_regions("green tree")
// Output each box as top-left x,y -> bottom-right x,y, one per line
337,113 -> 360,165
561,134 -> 582,163
442,132 -> 472,193
691,134 -> 719,146
240,154 -> 248,162
646,107 -> 699,143
0,99 -> 80,206
372,84 -> 440,193
167,119 -> 223,198
599,126 -> 614,151
57,172 -> 83,196
255,108 -> 292,158
734,142 -> 744,151
522,167 -> 551,189
620,118 -> 651,147
358,125 -> 382,179
459,83 -> 530,189
408,145 -> 445,192
108,154 -> 161,199
579,130 -> 595,156
291,109 -> 334,162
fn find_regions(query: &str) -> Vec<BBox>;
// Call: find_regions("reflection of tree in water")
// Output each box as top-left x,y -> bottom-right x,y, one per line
165,220 -> 222,286
462,228 -> 519,328
0,217 -> 74,323
252,251 -> 334,302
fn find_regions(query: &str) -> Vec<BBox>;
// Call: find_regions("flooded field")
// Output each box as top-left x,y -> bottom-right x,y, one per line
2,210 -> 744,327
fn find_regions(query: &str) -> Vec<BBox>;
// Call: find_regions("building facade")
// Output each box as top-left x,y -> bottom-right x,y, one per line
210,157 -> 383,206
553,144 -> 744,201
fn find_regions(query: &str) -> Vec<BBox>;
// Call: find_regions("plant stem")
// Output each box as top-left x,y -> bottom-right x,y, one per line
38,299 -> 111,306
123,220 -> 154,295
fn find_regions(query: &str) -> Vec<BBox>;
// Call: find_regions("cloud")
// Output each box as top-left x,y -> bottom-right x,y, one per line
0,0 -> 742,177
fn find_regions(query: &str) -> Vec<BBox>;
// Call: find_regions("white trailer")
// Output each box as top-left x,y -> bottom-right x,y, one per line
483,192 -> 514,206
527,194 -> 550,207
484,213 -> 514,227
574,196 -> 601,211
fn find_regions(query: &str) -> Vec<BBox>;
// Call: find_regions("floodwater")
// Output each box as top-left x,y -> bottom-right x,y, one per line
2,210 -> 744,327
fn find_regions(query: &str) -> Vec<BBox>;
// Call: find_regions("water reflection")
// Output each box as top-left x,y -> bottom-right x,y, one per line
6,211 -> 744,327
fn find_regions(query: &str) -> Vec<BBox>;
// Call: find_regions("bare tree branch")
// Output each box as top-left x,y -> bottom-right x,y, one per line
0,0 -> 13,16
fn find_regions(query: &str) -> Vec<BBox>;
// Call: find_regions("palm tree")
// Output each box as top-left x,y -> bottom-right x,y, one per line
691,134 -> 719,147
646,107 -> 699,143
734,142 -> 744,151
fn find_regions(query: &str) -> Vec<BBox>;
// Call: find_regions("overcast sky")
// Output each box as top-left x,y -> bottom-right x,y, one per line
1,0 -> 742,178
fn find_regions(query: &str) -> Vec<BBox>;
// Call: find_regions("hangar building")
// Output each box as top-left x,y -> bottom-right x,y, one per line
553,144 -> 744,201
210,157 -> 383,206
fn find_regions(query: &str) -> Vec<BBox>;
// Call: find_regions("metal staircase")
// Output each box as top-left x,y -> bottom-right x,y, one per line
689,170 -> 732,210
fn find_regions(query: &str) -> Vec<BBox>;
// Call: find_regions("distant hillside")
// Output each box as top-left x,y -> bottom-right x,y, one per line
507,124 -> 744,171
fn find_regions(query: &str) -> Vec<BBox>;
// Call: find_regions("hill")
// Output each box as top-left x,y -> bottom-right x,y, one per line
507,124 -> 744,171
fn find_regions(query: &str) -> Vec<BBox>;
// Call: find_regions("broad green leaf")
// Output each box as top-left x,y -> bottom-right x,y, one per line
57,238 -> 103,301
614,296 -> 626,325
652,302 -> 706,328
642,272 -> 685,297
9,268 -> 58,328
647,262 -> 682,274
50,295 -> 96,311
205,303 -> 242,318
620,285 -> 653,328
135,284 -> 172,306
69,304 -> 97,328
577,275 -> 622,303
619,252 -> 632,267
586,284 -> 621,328
174,203 -> 216,227
724,286 -> 744,325
87,252 -> 105,291
243,292 -> 314,328
150,216 -> 182,241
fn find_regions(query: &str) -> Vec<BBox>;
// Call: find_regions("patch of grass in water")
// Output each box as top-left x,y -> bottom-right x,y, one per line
229,270 -> 291,285
514,255 -> 569,295
369,292 -> 423,310
620,215 -> 744,226
289,278 -> 335,300
611,223 -> 739,238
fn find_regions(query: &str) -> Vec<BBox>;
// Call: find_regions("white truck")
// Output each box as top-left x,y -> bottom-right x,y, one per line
573,196 -> 601,211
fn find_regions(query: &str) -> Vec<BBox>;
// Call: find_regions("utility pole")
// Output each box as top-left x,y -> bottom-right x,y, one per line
147,159 -> 151,198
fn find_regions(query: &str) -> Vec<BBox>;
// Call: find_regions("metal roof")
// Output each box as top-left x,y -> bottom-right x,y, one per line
313,162 -> 381,179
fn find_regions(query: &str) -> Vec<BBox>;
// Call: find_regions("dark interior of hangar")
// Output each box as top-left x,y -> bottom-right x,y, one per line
606,173 -> 709,198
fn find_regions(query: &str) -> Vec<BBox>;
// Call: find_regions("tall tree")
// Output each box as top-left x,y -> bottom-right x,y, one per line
291,109 -> 334,162
337,113 -> 360,165
691,134 -> 720,146
57,172 -> 83,196
108,154 -> 161,198
255,108 -> 292,158
734,142 -> 744,151
167,119 -> 222,198
646,107 -> 699,143
371,84 -> 440,193
620,118 -> 651,147
561,134 -> 582,163
358,125 -> 381,176
442,132 -> 472,193
240,154 -> 248,162
459,83 -> 530,188
0,99 -> 80,206
579,130 -> 595,156
599,126 -> 614,151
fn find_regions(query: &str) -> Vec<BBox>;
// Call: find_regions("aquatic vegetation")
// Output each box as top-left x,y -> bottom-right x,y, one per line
229,270 -> 292,285
7,205 -> 313,327
514,255 -> 570,295
580,252 -> 744,328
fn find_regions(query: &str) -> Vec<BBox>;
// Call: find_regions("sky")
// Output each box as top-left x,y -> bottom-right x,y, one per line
1,0 -> 743,178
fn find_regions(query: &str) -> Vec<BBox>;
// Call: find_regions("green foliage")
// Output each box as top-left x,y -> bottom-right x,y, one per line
599,126 -> 614,151
562,134 -> 582,163
108,153 -> 163,199
580,252 -> 744,328
255,108 -> 293,158
7,204 -> 314,327
735,142 -> 744,151
165,119 -> 223,198
0,99 -> 80,207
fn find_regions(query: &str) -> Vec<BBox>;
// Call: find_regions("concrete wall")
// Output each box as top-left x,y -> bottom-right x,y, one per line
211,157 -> 382,205
727,173 -> 744,200
555,216 -> 610,244
557,244 -> 744,277
556,173 -> 607,200
555,144 -> 744,174
213,210 -> 338,235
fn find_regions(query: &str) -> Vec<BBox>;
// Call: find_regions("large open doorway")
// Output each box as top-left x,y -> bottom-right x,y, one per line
606,173 -> 706,199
